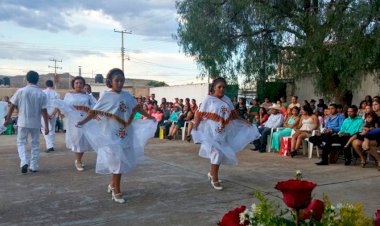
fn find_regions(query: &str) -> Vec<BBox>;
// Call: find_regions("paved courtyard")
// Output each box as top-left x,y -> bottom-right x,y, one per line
0,133 -> 379,225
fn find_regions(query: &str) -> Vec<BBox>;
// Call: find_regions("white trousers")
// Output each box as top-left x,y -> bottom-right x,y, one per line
41,116 -> 57,149
17,127 -> 40,170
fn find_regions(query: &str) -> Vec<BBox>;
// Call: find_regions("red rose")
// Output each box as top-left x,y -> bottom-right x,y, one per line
218,206 -> 248,226
275,179 -> 317,210
303,199 -> 324,221
375,209 -> 380,226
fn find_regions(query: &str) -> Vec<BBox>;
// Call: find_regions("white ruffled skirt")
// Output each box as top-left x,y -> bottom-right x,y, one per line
82,118 -> 157,174
192,119 -> 260,165
54,100 -> 93,153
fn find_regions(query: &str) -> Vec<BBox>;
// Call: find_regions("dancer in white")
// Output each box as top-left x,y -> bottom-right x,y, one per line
77,68 -> 157,203
4,71 -> 49,173
41,80 -> 61,153
59,76 -> 96,171
192,77 -> 260,190
83,84 -> 97,107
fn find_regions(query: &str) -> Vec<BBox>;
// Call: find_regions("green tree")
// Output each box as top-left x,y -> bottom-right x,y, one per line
147,81 -> 169,87
176,0 -> 380,104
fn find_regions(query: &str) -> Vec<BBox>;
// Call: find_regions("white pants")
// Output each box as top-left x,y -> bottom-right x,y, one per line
17,127 -> 40,170
209,147 -> 223,165
41,116 -> 57,149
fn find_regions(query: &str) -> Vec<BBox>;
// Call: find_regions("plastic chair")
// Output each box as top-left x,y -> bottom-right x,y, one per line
302,124 -> 324,158
302,130 -> 320,158
181,121 -> 188,141
267,127 -> 284,152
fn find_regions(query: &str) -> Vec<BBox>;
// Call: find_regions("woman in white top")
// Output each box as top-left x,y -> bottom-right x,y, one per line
60,76 -> 97,171
290,105 -> 319,157
192,77 -> 260,190
77,68 -> 157,203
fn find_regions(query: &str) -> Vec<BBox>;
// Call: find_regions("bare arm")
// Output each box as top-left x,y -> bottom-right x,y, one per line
193,112 -> 201,129
41,109 -> 49,135
137,105 -> 154,120
48,108 -> 59,119
289,117 -> 300,129
312,115 -> 319,130
3,104 -> 15,126
76,111 -> 96,127
295,116 -> 304,130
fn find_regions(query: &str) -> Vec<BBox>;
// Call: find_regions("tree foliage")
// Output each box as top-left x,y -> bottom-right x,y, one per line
176,0 -> 380,100
147,81 -> 169,87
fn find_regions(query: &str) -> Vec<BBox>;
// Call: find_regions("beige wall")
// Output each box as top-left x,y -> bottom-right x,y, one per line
0,88 -> 18,100
294,72 -> 380,105
91,84 -> 150,98
0,87 -> 68,100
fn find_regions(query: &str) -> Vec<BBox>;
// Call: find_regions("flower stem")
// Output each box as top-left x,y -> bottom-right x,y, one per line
295,209 -> 300,226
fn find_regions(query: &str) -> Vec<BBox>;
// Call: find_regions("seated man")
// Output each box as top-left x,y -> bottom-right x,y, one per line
252,104 -> 284,152
309,104 -> 344,145
312,105 -> 363,166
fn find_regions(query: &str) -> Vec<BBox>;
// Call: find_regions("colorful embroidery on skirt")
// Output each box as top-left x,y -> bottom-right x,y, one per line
119,101 -> 127,112
117,128 -> 127,138
220,105 -> 228,114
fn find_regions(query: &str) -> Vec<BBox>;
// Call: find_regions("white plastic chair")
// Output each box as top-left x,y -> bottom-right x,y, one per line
181,121 -> 188,141
302,124 -> 323,158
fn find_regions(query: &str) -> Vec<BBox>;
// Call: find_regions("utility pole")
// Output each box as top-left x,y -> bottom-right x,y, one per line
78,66 -> 82,77
48,58 -> 62,89
114,29 -> 132,72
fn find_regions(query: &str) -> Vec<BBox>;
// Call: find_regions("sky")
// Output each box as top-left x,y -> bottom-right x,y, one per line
0,0 -> 206,85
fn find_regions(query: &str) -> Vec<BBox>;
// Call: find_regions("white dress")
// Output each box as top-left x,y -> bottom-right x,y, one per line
60,92 -> 96,152
191,95 -> 260,165
81,91 -> 157,174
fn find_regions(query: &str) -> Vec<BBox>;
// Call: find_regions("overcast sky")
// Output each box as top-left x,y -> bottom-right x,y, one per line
0,0 -> 205,85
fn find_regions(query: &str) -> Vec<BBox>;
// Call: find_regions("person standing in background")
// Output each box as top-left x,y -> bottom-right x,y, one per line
41,80 -> 61,153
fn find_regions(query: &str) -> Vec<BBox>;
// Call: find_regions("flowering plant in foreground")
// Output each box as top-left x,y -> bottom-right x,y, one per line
218,171 -> 375,226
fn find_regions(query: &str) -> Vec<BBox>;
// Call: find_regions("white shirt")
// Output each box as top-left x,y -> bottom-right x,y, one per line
10,84 -> 47,128
0,101 -> 7,124
288,103 -> 301,109
263,113 -> 284,128
43,88 -> 61,114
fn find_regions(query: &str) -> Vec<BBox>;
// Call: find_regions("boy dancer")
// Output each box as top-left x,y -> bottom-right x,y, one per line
41,80 -> 60,153
4,71 -> 49,173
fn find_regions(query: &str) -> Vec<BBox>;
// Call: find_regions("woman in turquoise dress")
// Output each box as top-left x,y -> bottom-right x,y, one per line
271,106 -> 300,151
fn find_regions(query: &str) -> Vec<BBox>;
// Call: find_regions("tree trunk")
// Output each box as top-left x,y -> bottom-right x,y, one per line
332,90 -> 352,108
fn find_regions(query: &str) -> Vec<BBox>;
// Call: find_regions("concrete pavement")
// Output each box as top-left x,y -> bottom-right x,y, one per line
0,133 -> 379,225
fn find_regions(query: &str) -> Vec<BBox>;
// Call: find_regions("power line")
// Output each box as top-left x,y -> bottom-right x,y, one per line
48,58 -> 62,89
114,29 -> 132,72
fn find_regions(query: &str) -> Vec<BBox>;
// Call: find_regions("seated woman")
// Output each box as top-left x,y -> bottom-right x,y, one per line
164,104 -> 182,138
151,107 -> 164,137
290,105 -> 319,157
271,106 -> 300,151
185,103 -> 201,142
258,107 -> 269,128
167,105 -> 194,140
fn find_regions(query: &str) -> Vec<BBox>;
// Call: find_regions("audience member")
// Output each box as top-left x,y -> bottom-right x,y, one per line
310,99 -> 317,111
317,99 -> 328,116
252,104 -> 284,152
271,106 -> 300,151
260,97 -> 271,111
288,96 -> 300,110
313,105 -> 363,166
290,105 -> 319,157
258,107 -> 269,127
235,97 -> 247,119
